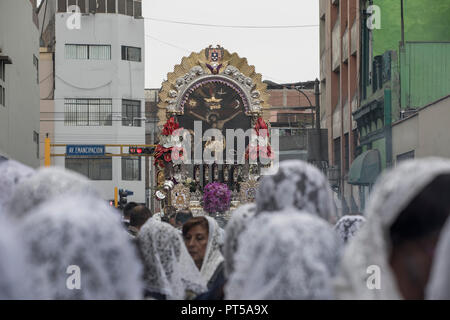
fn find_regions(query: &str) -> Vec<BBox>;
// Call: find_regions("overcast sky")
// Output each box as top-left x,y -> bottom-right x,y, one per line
37,0 -> 319,89
142,0 -> 319,88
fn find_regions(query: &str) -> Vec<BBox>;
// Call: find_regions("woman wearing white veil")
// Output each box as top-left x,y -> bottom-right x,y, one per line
225,211 -> 341,300
223,203 -> 256,277
334,215 -> 366,245
256,160 -> 338,224
6,166 -> 101,219
334,157 -> 450,300
0,159 -> 35,209
137,218 -> 207,300
20,194 -> 144,299
426,218 -> 450,300
183,215 -> 225,289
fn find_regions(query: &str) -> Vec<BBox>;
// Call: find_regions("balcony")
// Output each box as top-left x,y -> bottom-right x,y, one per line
320,53 -> 327,81
319,0 -> 326,19
332,18 -> 341,71
342,27 -> 349,63
351,20 -> 358,55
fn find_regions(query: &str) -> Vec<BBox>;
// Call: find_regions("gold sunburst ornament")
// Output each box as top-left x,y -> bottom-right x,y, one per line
158,45 -> 271,125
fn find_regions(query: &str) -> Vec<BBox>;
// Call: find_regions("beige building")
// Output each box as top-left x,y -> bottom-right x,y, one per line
392,95 -> 450,163
39,47 -> 55,166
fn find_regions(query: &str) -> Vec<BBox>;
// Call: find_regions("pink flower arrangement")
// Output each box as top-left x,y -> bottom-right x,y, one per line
202,182 -> 232,214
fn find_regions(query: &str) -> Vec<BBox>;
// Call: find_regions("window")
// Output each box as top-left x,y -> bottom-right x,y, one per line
33,55 -> 39,84
121,46 -> 141,62
118,0 -> 126,14
65,98 -> 112,126
107,0 -> 116,13
134,0 -> 142,17
334,137 -> 341,168
122,99 -> 141,127
58,0 -> 67,12
96,0 -> 106,13
65,44 -> 111,60
344,133 -> 349,173
0,61 -> 4,81
66,157 -> 112,180
126,0 -> 133,16
0,85 -> 4,107
122,157 -> 141,181
33,131 -> 39,159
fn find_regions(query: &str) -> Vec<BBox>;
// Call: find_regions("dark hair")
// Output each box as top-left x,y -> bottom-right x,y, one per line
164,205 -> 177,218
390,174 -> 450,247
129,205 -> 152,228
182,216 -> 209,238
123,202 -> 138,219
176,209 -> 193,225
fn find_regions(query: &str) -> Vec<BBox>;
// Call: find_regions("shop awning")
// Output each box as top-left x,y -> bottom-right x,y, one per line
348,149 -> 381,185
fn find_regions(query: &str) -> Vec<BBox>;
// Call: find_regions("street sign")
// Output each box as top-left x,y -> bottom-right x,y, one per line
66,145 -> 105,156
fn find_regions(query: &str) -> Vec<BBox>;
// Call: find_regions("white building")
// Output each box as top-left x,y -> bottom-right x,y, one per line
0,0 -> 40,167
39,0 -> 146,203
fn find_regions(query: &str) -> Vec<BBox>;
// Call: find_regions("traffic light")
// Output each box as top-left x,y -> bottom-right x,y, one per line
118,189 -> 134,209
129,146 -> 155,155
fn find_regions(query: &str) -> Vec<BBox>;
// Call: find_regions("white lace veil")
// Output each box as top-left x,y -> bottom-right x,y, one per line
200,216 -> 225,284
137,219 -> 207,299
426,218 -> 450,299
20,194 -> 143,299
225,210 -> 341,300
0,214 -> 35,299
223,203 -> 256,277
334,215 -> 366,245
256,160 -> 337,223
334,157 -> 450,299
6,167 -> 101,219
0,160 -> 35,209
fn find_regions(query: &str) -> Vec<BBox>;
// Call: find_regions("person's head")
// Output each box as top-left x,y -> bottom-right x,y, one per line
225,211 -> 341,299
389,173 -> 450,299
164,206 -> 177,226
334,215 -> 366,244
175,209 -> 193,229
256,160 -> 337,224
123,202 -> 138,221
182,216 -> 209,269
223,203 -> 256,277
129,205 -> 152,231
137,219 -> 207,299
21,194 -> 144,299
6,166 -> 99,220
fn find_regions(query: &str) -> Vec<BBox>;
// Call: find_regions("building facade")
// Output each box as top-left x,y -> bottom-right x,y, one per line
350,0 -> 450,209
0,0 -> 40,167
319,0 -> 361,214
38,0 -> 146,202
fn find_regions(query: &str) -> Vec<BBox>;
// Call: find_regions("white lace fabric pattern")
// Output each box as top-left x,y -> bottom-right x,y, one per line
225,210 -> 341,300
223,203 -> 256,277
137,219 -> 207,299
334,157 -> 450,300
256,160 -> 337,224
20,194 -> 144,299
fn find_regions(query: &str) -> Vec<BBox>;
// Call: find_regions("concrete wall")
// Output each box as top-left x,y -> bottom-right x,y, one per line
0,0 -> 40,167
52,12 -> 145,202
393,96 -> 450,163
39,47 -> 55,166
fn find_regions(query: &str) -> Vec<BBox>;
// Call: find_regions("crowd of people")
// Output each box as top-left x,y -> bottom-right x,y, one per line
0,157 -> 449,300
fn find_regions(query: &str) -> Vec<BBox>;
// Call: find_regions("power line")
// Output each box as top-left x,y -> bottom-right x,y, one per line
144,16 -> 319,29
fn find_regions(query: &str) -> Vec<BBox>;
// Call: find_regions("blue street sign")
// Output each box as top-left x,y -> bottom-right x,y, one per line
66,145 -> 105,156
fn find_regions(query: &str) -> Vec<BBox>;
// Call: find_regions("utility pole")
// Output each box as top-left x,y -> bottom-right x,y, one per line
400,0 -> 405,47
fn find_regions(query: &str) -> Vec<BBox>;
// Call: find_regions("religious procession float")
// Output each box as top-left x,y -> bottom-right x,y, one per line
154,46 -> 275,217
